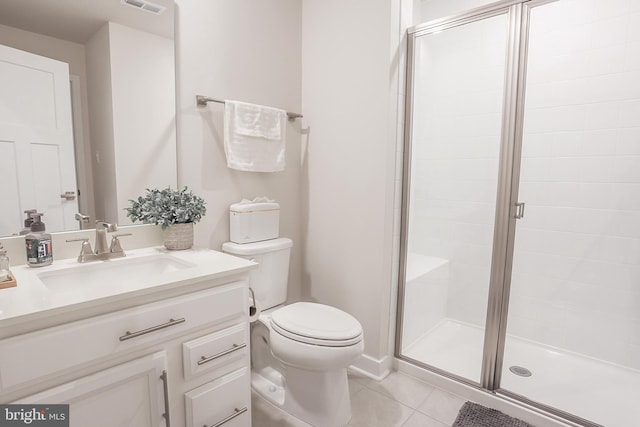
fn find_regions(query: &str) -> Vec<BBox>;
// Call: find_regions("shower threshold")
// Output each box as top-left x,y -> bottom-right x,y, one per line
402,318 -> 640,427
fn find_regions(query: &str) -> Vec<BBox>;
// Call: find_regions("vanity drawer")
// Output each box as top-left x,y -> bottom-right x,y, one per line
0,282 -> 246,391
182,323 -> 248,381
185,367 -> 250,427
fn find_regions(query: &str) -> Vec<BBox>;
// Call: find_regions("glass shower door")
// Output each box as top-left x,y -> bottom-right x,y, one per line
501,1 -> 640,425
399,11 -> 510,384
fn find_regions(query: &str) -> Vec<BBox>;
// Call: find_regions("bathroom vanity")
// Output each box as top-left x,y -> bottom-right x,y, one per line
0,247 -> 256,427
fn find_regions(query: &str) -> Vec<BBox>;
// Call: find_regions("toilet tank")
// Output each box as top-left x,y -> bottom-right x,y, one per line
222,238 -> 292,310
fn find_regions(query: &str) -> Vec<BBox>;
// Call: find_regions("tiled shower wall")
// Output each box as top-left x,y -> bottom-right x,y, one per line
508,0 -> 640,369
410,0 -> 640,368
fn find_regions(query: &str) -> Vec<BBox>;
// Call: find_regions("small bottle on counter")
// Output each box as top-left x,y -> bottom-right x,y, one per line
25,213 -> 53,267
0,243 -> 10,282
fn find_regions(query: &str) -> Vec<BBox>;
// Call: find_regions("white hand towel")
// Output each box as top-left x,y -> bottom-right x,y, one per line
224,100 -> 287,172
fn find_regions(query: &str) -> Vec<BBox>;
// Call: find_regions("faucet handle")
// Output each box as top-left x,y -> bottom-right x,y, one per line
95,220 -> 118,232
74,213 -> 90,229
110,233 -> 132,254
66,238 -> 95,263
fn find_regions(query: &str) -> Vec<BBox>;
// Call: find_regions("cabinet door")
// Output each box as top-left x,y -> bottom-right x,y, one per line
14,352 -> 168,427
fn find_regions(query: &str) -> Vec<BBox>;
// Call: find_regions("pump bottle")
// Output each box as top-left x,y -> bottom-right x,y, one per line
25,213 -> 53,267
19,209 -> 37,235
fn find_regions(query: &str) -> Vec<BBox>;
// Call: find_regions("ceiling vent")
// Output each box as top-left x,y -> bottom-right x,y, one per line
121,0 -> 166,15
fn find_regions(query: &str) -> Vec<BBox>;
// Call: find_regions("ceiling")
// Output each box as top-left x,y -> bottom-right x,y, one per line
0,0 -> 174,44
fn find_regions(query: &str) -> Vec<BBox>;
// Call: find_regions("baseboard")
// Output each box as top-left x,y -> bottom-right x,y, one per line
349,353 -> 392,381
395,359 -> 577,427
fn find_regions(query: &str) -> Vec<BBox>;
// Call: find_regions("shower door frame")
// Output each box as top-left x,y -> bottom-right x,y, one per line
396,0 -> 600,426
397,0 -> 527,389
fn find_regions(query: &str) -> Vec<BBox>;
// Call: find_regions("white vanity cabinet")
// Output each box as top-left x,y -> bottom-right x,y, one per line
0,269 -> 253,427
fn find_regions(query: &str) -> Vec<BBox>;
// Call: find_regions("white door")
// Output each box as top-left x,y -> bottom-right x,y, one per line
15,352 -> 169,427
0,44 -> 78,236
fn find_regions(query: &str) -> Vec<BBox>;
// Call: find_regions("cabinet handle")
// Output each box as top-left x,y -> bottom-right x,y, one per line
119,318 -> 186,341
160,370 -> 171,427
197,343 -> 246,366
206,407 -> 248,427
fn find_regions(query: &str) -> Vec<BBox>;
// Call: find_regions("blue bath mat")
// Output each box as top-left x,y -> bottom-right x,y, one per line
453,402 -> 535,427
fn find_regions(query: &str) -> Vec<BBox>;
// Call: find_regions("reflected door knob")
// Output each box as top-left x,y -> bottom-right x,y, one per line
60,191 -> 76,200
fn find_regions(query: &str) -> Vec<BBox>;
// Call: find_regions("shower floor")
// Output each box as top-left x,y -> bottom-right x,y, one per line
403,319 -> 640,427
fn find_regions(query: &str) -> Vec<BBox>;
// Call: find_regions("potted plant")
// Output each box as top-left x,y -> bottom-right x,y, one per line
125,187 -> 206,250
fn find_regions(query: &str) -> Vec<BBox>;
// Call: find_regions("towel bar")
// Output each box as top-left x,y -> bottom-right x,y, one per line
196,95 -> 303,121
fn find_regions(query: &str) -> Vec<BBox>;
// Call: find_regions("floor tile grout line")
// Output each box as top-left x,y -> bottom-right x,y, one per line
355,371 -> 467,426
252,371 -> 468,427
398,408 -> 454,427
353,371 -> 438,408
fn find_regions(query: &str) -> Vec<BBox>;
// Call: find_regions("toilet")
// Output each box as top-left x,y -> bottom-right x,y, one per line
222,237 -> 364,427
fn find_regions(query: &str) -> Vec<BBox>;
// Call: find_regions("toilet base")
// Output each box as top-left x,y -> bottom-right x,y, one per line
252,366 -> 352,427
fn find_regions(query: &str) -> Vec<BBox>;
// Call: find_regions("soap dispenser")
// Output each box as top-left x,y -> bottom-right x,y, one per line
19,209 -> 37,235
25,213 -> 53,267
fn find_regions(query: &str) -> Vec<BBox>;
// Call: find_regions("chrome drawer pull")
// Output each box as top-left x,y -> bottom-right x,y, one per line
160,370 -> 171,427
197,343 -> 246,366
119,318 -> 186,341
207,407 -> 248,427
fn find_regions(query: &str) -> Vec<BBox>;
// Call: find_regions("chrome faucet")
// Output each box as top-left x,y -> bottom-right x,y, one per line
66,221 -> 131,263
94,221 -> 118,255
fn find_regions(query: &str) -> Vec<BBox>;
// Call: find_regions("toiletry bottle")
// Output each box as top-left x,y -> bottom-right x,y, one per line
25,213 -> 53,267
19,209 -> 37,235
0,243 -> 10,282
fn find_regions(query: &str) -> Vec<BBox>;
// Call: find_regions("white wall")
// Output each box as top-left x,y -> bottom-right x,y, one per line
87,22 -> 176,225
175,0 -> 303,303
175,0 -> 403,374
416,0 -> 502,24
108,22 -> 176,225
301,0 -> 401,370
86,24 -> 118,224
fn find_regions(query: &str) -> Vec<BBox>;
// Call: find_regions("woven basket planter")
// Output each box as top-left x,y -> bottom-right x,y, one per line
163,223 -> 194,250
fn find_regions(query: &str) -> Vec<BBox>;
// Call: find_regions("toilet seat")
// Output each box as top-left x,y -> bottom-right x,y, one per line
270,302 -> 363,347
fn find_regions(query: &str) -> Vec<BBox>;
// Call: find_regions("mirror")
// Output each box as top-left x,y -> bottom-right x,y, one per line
0,0 -> 177,237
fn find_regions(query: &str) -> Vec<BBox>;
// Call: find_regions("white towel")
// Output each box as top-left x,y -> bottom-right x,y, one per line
224,100 -> 286,172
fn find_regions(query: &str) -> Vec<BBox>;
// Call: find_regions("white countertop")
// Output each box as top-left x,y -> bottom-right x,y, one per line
0,246 -> 256,329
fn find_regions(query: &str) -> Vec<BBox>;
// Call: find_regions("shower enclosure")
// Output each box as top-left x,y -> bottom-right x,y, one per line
397,0 -> 640,426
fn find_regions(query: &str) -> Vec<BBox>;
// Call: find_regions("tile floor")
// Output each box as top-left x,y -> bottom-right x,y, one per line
252,370 -> 467,427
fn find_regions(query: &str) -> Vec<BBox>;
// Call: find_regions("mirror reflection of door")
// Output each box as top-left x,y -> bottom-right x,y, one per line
0,44 -> 79,236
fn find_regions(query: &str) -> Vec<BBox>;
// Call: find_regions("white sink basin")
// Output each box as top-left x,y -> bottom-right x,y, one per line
37,255 -> 195,292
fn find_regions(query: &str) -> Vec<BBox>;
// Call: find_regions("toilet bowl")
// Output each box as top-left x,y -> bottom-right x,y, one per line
222,238 -> 364,427
252,304 -> 363,427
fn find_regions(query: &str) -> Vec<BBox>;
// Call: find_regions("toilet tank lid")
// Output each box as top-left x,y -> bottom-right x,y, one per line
230,201 -> 280,213
222,237 -> 293,256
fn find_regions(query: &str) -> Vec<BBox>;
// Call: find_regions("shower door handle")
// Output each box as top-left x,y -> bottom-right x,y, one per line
514,202 -> 525,219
